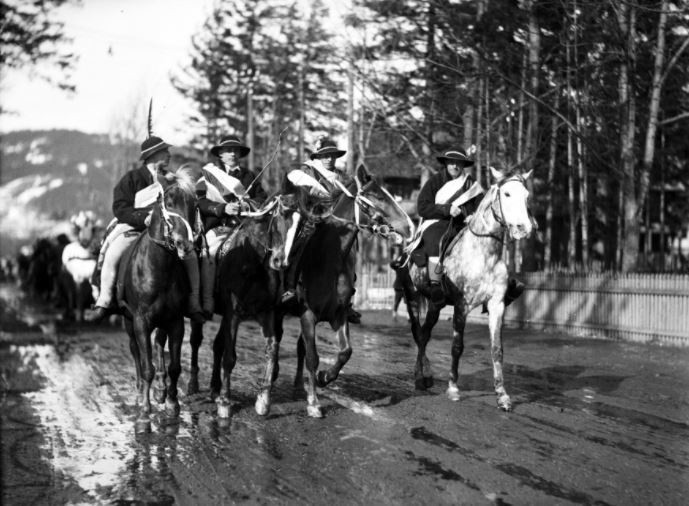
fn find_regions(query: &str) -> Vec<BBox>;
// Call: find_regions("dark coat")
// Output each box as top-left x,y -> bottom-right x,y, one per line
197,160 -> 268,230
112,166 -> 156,231
416,169 -> 478,257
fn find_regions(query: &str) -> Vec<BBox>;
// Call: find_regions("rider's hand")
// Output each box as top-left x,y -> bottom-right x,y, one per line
450,203 -> 462,217
224,202 -> 240,216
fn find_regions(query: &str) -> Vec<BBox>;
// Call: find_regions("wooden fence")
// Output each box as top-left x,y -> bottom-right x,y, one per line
353,267 -> 689,347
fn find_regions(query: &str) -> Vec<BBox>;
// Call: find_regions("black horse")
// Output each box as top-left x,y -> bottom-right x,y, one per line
276,164 -> 414,417
191,196 -> 297,418
117,171 -> 198,429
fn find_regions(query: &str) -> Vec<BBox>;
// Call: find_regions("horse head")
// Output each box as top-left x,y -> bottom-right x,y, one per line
244,195 -> 298,271
487,167 -> 534,240
70,210 -> 102,248
348,164 -> 415,244
148,167 -> 198,259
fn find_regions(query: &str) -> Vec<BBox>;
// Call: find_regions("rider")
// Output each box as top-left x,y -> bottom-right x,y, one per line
196,134 -> 268,317
280,136 -> 362,323
88,135 -> 205,323
411,147 -> 483,304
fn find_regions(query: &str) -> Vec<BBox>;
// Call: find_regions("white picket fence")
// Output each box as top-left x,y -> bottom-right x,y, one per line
354,267 -> 689,347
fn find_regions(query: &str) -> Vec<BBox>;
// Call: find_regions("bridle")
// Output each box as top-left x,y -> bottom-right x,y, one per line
331,177 -> 414,244
467,174 -> 528,243
148,190 -> 196,252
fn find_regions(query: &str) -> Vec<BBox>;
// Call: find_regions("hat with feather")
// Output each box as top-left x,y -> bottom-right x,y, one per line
309,136 -> 346,160
140,99 -> 172,161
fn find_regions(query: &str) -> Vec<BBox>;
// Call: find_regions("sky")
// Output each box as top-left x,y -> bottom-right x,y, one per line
0,0 -> 215,145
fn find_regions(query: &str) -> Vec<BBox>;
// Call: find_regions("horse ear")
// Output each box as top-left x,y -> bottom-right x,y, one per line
355,163 -> 372,184
522,169 -> 533,181
489,166 -> 505,182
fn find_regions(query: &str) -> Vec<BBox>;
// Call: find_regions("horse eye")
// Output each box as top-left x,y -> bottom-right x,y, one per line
504,191 -> 511,198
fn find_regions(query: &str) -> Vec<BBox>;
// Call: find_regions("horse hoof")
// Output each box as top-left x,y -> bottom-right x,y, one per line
316,371 -> 328,388
255,394 -> 270,416
306,405 -> 323,418
414,378 -> 427,391
165,398 -> 180,417
217,402 -> 231,419
446,387 -> 461,402
424,376 -> 434,388
497,395 -> 512,411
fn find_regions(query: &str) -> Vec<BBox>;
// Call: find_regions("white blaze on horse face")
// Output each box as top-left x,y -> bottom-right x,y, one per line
499,179 -> 533,240
283,212 -> 301,266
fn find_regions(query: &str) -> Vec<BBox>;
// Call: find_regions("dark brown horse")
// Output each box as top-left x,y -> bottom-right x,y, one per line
118,170 -> 198,429
197,196 -> 298,418
277,164 -> 414,417
399,168 -> 534,411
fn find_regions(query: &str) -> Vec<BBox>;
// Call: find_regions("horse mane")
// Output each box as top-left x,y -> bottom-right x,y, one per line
168,164 -> 198,198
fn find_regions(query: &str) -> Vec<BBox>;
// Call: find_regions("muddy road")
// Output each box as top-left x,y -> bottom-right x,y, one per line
2,284 -> 688,505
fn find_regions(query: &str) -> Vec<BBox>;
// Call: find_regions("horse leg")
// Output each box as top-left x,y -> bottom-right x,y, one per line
216,312 -> 239,419
165,318 -> 184,417
153,328 -> 168,404
487,299 -> 511,411
125,318 -> 143,406
447,305 -> 467,402
210,315 -> 227,399
293,333 -> 305,391
316,320 -> 352,387
255,312 -> 279,416
300,310 -> 322,418
414,305 -> 440,390
133,316 -> 155,429
187,321 -> 204,395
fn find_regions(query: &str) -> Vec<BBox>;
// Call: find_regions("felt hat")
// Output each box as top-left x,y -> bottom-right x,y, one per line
210,135 -> 251,158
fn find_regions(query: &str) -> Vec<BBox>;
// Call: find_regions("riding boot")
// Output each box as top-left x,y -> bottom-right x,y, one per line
182,254 -> 205,323
482,278 -> 526,314
427,256 -> 445,305
389,252 -> 407,270
504,277 -> 526,307
200,255 -> 215,320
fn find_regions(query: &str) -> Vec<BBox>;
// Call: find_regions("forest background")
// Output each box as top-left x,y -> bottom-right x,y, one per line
3,0 -> 689,273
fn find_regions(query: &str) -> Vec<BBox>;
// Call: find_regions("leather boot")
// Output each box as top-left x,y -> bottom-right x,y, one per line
182,254 -> 205,323
200,256 -> 215,320
427,257 -> 445,305
504,277 -> 525,307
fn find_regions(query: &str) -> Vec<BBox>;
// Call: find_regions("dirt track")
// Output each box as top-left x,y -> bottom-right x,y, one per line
2,283 -> 688,505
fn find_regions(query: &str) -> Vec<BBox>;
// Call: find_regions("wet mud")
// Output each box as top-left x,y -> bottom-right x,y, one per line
1,283 -> 688,505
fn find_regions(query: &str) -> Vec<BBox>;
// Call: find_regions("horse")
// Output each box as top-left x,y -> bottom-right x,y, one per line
117,169 -> 199,428
58,211 -> 104,322
398,167 -> 534,411
203,195 -> 299,419
22,235 -> 65,302
275,163 -> 415,418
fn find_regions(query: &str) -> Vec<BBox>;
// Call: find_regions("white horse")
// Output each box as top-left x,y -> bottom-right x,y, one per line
400,167 -> 534,411
59,211 -> 104,321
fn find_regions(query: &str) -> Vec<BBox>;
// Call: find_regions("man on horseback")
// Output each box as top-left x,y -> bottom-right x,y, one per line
404,147 -> 484,304
88,135 -> 206,323
280,136 -> 362,323
196,134 -> 268,317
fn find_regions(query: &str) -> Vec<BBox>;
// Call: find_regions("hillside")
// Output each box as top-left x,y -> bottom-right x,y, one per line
0,129 -> 136,256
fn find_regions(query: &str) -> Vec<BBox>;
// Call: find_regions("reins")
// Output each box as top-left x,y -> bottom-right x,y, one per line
466,174 -> 527,244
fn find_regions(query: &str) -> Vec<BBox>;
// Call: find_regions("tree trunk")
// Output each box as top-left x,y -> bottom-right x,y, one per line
573,0 -> 589,267
544,90 -> 560,267
618,1 -> 638,271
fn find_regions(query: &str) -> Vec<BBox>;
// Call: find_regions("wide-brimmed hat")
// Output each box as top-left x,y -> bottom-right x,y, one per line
210,135 -> 250,158
140,136 -> 171,161
436,147 -> 474,166
309,137 -> 346,160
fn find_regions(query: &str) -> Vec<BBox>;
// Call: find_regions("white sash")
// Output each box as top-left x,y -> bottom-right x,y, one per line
287,169 -> 329,198
202,163 -> 245,203
134,182 -> 163,208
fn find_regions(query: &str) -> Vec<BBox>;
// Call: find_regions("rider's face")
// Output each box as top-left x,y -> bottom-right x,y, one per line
445,162 -> 467,179
148,149 -> 170,172
316,154 -> 337,171
219,148 -> 241,168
